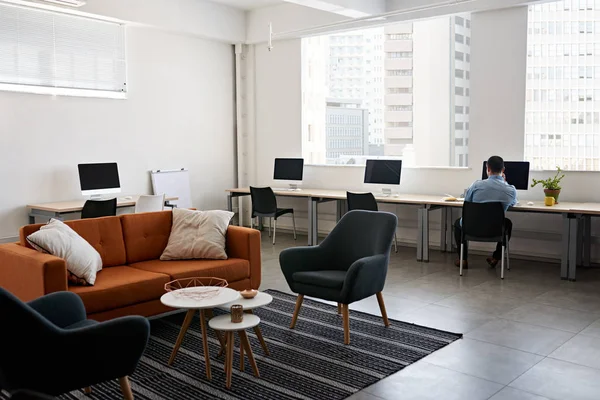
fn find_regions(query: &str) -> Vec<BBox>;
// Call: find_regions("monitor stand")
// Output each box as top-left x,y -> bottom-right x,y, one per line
89,194 -> 105,200
288,183 -> 301,191
381,188 -> 392,197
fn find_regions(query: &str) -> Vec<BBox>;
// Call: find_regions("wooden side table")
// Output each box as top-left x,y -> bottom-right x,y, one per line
209,314 -> 261,389
219,292 -> 273,356
160,287 -> 240,380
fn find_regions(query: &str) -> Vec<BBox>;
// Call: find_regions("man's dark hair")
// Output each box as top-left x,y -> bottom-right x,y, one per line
487,156 -> 504,174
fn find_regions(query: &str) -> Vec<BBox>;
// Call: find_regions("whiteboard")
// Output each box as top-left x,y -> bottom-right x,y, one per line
151,169 -> 192,209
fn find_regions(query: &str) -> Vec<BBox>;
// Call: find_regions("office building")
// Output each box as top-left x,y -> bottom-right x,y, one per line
325,99 -> 369,163
526,1 -> 600,171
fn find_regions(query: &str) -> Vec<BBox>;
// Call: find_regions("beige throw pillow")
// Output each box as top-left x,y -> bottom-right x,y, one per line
27,219 -> 102,286
160,208 -> 234,261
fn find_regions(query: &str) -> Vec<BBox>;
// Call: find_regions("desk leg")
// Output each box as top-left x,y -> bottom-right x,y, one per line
29,214 -> 35,224
584,215 -> 592,268
423,207 -> 430,263
577,215 -> 583,267
417,208 -> 423,262
561,214 -> 570,280
336,199 -> 347,222
446,207 -> 454,252
311,199 -> 319,245
307,198 -> 314,246
440,208 -> 447,252
227,194 -> 233,212
568,215 -> 578,282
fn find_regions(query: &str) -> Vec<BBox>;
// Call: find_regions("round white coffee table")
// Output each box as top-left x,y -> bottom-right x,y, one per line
219,292 -> 273,356
209,314 -> 261,389
160,286 -> 240,380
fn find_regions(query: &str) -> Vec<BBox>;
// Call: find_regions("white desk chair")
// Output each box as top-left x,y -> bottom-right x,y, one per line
135,194 -> 165,213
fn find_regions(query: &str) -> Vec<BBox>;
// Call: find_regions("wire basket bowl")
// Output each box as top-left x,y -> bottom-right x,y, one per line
164,277 -> 228,301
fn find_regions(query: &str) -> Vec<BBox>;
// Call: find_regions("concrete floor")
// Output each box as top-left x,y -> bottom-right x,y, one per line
259,232 -> 600,400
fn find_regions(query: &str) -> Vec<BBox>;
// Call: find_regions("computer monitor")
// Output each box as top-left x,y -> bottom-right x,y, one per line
274,158 -> 304,190
78,162 -> 121,198
481,161 -> 530,190
364,159 -> 402,195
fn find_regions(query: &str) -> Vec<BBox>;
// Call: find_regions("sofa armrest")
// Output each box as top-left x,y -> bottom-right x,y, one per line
226,226 -> 261,289
0,243 -> 68,301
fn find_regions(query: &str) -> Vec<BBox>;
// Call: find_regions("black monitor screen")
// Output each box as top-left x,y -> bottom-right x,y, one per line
274,158 -> 304,181
481,161 -> 530,190
78,163 -> 121,191
364,160 -> 402,185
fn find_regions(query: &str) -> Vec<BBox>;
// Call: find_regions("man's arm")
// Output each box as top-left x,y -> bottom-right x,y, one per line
464,182 -> 476,202
507,185 -> 518,207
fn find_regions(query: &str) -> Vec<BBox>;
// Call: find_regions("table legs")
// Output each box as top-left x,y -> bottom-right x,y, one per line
225,332 -> 234,389
199,310 -> 212,380
168,309 -> 195,365
247,309 -> 270,356
223,330 -> 260,389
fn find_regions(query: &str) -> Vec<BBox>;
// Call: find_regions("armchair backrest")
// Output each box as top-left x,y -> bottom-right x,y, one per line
321,210 -> 397,269
0,288 -> 57,390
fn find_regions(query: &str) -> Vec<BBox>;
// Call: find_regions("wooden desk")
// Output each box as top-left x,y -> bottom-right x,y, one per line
27,195 -> 179,224
228,188 -> 600,280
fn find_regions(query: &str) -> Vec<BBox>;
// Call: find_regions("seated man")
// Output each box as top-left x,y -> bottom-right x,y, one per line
454,155 -> 517,269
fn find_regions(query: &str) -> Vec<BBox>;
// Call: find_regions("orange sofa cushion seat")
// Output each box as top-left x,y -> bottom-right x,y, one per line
130,258 -> 250,283
69,266 -> 170,314
19,216 -> 127,268
121,211 -> 172,264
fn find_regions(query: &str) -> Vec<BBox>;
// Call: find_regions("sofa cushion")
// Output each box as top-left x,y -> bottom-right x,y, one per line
69,266 -> 170,314
130,259 -> 250,283
292,270 -> 347,289
20,216 -> 126,268
120,211 -> 172,264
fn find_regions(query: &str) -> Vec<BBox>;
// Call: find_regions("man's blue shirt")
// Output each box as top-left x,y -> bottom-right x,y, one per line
464,175 -> 518,211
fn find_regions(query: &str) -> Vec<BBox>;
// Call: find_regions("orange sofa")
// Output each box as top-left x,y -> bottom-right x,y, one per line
0,211 -> 261,321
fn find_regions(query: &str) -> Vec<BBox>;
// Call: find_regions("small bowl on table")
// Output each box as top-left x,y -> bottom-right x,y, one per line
240,289 -> 258,299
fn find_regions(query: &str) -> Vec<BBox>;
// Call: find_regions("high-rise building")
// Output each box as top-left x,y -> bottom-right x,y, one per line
302,13 -> 471,167
525,1 -> 600,171
325,99 -> 369,163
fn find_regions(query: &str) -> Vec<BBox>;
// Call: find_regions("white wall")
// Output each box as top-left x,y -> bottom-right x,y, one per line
0,26 -> 235,240
247,6 -> 600,262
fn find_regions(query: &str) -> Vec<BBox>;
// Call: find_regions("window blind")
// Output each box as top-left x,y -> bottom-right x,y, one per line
0,2 -> 126,97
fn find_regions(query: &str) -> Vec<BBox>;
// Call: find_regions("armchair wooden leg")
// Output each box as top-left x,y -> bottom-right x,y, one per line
342,304 -> 350,345
376,292 -> 390,327
337,303 -> 342,314
119,376 -> 134,400
84,386 -> 92,394
290,294 -> 304,329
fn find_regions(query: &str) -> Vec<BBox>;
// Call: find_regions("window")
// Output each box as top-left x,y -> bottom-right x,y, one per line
455,51 -> 464,61
302,13 -> 472,167
0,3 -> 126,98
525,3 -> 600,171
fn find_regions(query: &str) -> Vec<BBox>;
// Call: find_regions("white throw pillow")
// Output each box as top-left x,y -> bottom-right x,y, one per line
160,208 -> 234,261
27,219 -> 102,286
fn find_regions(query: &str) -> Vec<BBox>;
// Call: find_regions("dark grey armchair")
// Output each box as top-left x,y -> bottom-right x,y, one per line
0,287 -> 150,399
280,210 -> 398,344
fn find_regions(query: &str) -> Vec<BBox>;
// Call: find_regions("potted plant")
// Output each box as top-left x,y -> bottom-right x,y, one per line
531,166 -> 565,203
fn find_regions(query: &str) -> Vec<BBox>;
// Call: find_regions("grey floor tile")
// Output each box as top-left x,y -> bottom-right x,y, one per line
398,304 -> 497,334
436,292 -> 525,316
488,387 -> 550,400
345,391 -> 385,400
510,358 -> 600,400
501,303 -> 600,333
424,338 -> 543,385
466,319 -> 574,356
386,279 -> 470,303
549,334 -> 600,370
351,292 -> 429,319
581,319 -> 600,338
364,361 -> 503,400
534,289 -> 600,313
467,280 -> 556,301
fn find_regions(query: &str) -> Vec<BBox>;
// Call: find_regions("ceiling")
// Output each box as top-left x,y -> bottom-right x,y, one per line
209,0 -> 283,10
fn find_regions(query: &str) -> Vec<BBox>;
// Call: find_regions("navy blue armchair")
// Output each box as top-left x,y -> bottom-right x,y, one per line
0,288 -> 150,399
280,210 -> 398,344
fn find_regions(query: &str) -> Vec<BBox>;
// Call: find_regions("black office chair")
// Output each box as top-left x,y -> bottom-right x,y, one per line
459,201 -> 510,279
81,198 -> 117,219
280,210 -> 397,344
0,287 -> 149,399
249,186 -> 296,245
347,192 -> 398,253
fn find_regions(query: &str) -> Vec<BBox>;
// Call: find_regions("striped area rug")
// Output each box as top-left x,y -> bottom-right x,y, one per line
9,290 -> 462,400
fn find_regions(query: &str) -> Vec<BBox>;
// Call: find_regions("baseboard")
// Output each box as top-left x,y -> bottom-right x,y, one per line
0,236 -> 18,244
